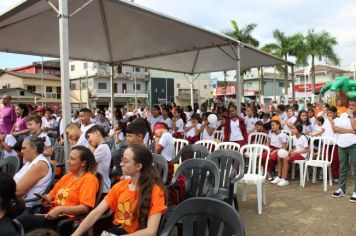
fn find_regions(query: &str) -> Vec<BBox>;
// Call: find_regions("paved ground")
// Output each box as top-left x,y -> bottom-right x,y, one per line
238,173 -> 356,236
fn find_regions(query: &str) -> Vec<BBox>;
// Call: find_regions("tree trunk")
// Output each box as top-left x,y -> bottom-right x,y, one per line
311,55 -> 316,95
284,55 -> 288,97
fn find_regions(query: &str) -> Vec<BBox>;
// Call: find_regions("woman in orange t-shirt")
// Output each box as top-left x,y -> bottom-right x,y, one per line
73,144 -> 167,236
18,146 -> 99,235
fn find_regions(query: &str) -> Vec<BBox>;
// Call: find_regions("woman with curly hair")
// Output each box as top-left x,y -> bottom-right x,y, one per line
72,144 -> 167,236
18,146 -> 99,234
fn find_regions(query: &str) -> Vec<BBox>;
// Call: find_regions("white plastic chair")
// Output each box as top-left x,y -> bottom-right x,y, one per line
248,132 -> 268,145
195,140 -> 217,153
213,130 -> 224,142
239,144 -> 270,214
216,142 -> 241,152
173,138 -> 189,157
303,136 -> 336,191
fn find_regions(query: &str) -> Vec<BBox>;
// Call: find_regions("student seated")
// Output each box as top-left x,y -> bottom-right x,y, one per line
18,146 -> 99,235
72,144 -> 167,236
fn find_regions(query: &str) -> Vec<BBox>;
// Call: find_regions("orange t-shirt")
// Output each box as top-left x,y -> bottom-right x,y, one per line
49,172 -> 99,211
337,106 -> 347,115
104,179 -> 167,233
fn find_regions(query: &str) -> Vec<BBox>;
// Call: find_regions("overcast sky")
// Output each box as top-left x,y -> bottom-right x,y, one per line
0,0 -> 355,71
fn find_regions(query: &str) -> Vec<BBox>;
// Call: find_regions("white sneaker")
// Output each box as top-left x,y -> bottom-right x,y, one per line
271,176 -> 281,184
277,178 -> 289,187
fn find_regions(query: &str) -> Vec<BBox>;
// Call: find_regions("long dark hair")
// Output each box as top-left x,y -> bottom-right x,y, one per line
129,144 -> 165,229
71,146 -> 97,173
175,107 -> 186,124
0,172 -> 24,218
296,110 -> 311,126
17,104 -> 29,118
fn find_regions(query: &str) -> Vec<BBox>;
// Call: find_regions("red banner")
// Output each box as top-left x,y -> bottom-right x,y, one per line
294,83 -> 326,92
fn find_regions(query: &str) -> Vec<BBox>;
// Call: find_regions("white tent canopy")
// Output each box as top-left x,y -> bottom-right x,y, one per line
0,0 -> 292,73
0,0 -> 293,163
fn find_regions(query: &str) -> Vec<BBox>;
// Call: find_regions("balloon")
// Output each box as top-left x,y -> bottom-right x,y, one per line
207,114 -> 217,125
277,149 -> 289,159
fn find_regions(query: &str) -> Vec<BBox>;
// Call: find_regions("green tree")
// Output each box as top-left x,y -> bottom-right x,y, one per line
223,20 -> 260,100
301,29 -> 340,94
224,20 -> 260,47
262,30 -> 304,95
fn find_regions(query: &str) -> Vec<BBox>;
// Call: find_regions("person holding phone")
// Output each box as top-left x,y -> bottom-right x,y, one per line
18,146 -> 99,235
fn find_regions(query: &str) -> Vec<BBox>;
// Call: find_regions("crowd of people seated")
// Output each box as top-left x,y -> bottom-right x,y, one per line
0,93 -> 356,235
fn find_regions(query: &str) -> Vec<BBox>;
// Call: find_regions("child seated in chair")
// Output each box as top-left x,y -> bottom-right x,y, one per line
271,123 -> 309,187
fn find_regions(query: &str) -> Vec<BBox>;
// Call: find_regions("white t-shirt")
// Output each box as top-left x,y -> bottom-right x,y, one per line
282,116 -> 297,132
41,117 -> 57,135
185,121 -> 201,138
162,117 -> 172,130
37,132 -> 51,147
334,113 -> 356,148
93,144 -> 111,193
230,119 -> 244,141
81,123 -> 95,135
148,115 -> 163,131
14,154 -> 52,207
74,132 -> 89,147
174,118 -> 184,133
268,131 -> 287,148
201,126 -> 215,140
1,134 -> 18,157
322,118 -> 336,144
158,132 -> 175,161
292,135 -> 309,158
96,120 -> 111,133
244,116 -> 258,134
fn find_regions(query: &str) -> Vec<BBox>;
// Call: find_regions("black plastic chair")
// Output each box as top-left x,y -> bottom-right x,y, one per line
0,156 -> 20,177
168,158 -> 219,201
173,144 -> 210,164
152,153 -> 168,184
104,137 -> 115,150
13,218 -> 24,236
207,149 -> 245,211
52,144 -> 65,177
159,197 -> 245,236
56,172 -> 104,235
110,147 -> 124,183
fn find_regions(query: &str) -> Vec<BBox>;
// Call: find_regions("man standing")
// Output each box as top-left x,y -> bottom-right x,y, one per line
0,95 -> 16,134
331,98 -> 356,202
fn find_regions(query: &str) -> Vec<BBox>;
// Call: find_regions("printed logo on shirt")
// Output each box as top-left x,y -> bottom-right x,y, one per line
116,201 -> 132,226
55,188 -> 70,205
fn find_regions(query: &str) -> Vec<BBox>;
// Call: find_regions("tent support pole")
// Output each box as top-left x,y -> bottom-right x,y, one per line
111,65 -> 115,121
189,74 -> 194,109
59,0 -> 70,170
235,44 -> 241,116
291,65 -> 295,103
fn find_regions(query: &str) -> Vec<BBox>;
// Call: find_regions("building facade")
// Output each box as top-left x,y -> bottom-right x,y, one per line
0,71 -> 61,104
69,61 -> 149,109
293,65 -> 352,99
149,70 -> 211,107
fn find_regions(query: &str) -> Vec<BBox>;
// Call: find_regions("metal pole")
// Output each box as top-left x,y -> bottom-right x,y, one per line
274,67 -> 277,101
41,56 -> 44,107
59,0 -> 70,170
235,44 -> 241,116
190,74 -> 194,109
134,67 -> 137,109
305,68 -> 308,107
165,78 -> 168,105
291,65 -> 295,103
111,65 -> 115,121
86,73 -> 89,108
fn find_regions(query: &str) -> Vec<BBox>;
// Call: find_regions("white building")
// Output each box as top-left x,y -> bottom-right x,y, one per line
69,61 -> 149,109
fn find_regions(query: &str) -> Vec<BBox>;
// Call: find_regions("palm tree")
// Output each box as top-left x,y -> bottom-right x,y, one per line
301,29 -> 340,95
224,20 -> 260,47
262,30 -> 304,95
223,20 -> 260,100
